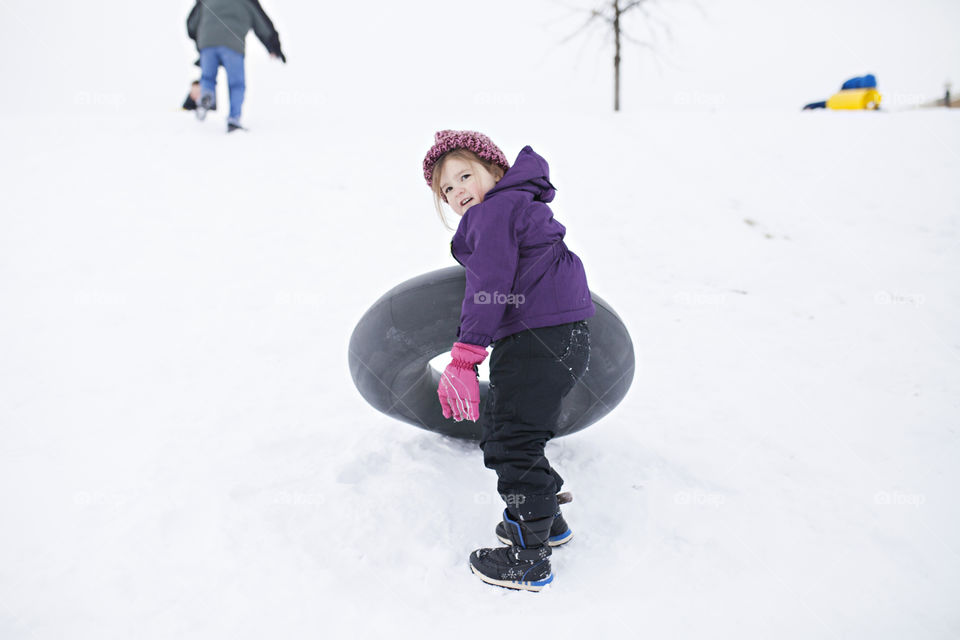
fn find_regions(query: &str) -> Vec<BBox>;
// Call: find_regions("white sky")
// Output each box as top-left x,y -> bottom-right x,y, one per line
0,0 -> 957,114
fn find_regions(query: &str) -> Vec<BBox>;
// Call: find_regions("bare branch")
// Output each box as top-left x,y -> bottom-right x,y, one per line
558,10 -> 605,45
590,7 -> 615,27
551,0 -> 690,111
588,2 -> 614,23
620,0 -> 651,12
619,28 -> 655,50
636,5 -> 674,47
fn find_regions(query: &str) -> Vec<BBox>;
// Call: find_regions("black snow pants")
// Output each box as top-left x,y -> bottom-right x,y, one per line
479,320 -> 590,521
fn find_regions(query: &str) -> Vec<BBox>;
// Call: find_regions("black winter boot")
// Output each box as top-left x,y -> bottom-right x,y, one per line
470,510 -> 554,592
496,508 -> 572,547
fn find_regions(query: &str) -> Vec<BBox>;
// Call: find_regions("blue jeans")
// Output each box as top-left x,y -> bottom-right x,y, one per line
199,46 -> 245,120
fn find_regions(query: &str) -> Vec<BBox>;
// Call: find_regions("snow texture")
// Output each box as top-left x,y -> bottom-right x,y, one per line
1,0 -> 959,638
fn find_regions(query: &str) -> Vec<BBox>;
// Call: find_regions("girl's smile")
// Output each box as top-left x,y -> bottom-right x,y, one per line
438,157 -> 501,216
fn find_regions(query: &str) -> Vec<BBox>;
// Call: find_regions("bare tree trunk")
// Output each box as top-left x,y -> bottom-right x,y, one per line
613,0 -> 621,111
565,0 -> 658,111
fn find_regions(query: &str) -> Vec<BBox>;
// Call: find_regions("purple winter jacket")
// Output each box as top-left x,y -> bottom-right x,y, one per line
451,146 -> 595,347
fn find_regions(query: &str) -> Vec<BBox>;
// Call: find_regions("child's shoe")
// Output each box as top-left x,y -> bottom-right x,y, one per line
470,510 -> 554,592
496,508 -> 572,547
226,117 -> 244,133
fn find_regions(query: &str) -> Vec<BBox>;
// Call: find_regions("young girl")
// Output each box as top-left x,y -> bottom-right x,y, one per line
423,130 -> 594,591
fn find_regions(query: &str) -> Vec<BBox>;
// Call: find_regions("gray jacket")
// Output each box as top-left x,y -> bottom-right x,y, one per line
187,0 -> 284,60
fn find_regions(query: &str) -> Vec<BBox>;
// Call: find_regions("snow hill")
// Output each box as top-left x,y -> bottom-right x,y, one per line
1,0 -> 959,638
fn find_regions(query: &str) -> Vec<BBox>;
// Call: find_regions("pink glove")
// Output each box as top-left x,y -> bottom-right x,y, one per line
438,342 -> 488,422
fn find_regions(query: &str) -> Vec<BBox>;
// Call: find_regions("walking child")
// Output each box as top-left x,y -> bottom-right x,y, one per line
186,0 -> 286,132
423,130 -> 595,591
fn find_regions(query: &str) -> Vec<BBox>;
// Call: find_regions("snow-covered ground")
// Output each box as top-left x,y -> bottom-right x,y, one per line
2,1 -> 959,638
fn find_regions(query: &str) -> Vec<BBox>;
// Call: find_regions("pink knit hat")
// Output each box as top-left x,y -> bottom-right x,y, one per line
422,130 -> 511,193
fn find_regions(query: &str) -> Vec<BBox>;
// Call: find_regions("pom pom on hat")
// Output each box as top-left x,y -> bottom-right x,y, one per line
422,130 -> 510,190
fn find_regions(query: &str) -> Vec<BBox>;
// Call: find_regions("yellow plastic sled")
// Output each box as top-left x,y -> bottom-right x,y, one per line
827,88 -> 882,110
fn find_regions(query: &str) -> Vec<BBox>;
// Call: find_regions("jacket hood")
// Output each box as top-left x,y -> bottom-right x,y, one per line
486,146 -> 555,203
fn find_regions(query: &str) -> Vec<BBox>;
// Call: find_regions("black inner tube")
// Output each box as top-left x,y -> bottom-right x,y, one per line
348,266 -> 634,440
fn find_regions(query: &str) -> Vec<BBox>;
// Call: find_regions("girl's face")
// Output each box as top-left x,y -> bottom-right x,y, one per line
437,157 -> 500,216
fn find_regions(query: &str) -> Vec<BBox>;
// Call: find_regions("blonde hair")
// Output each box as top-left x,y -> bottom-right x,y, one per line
430,149 -> 506,229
